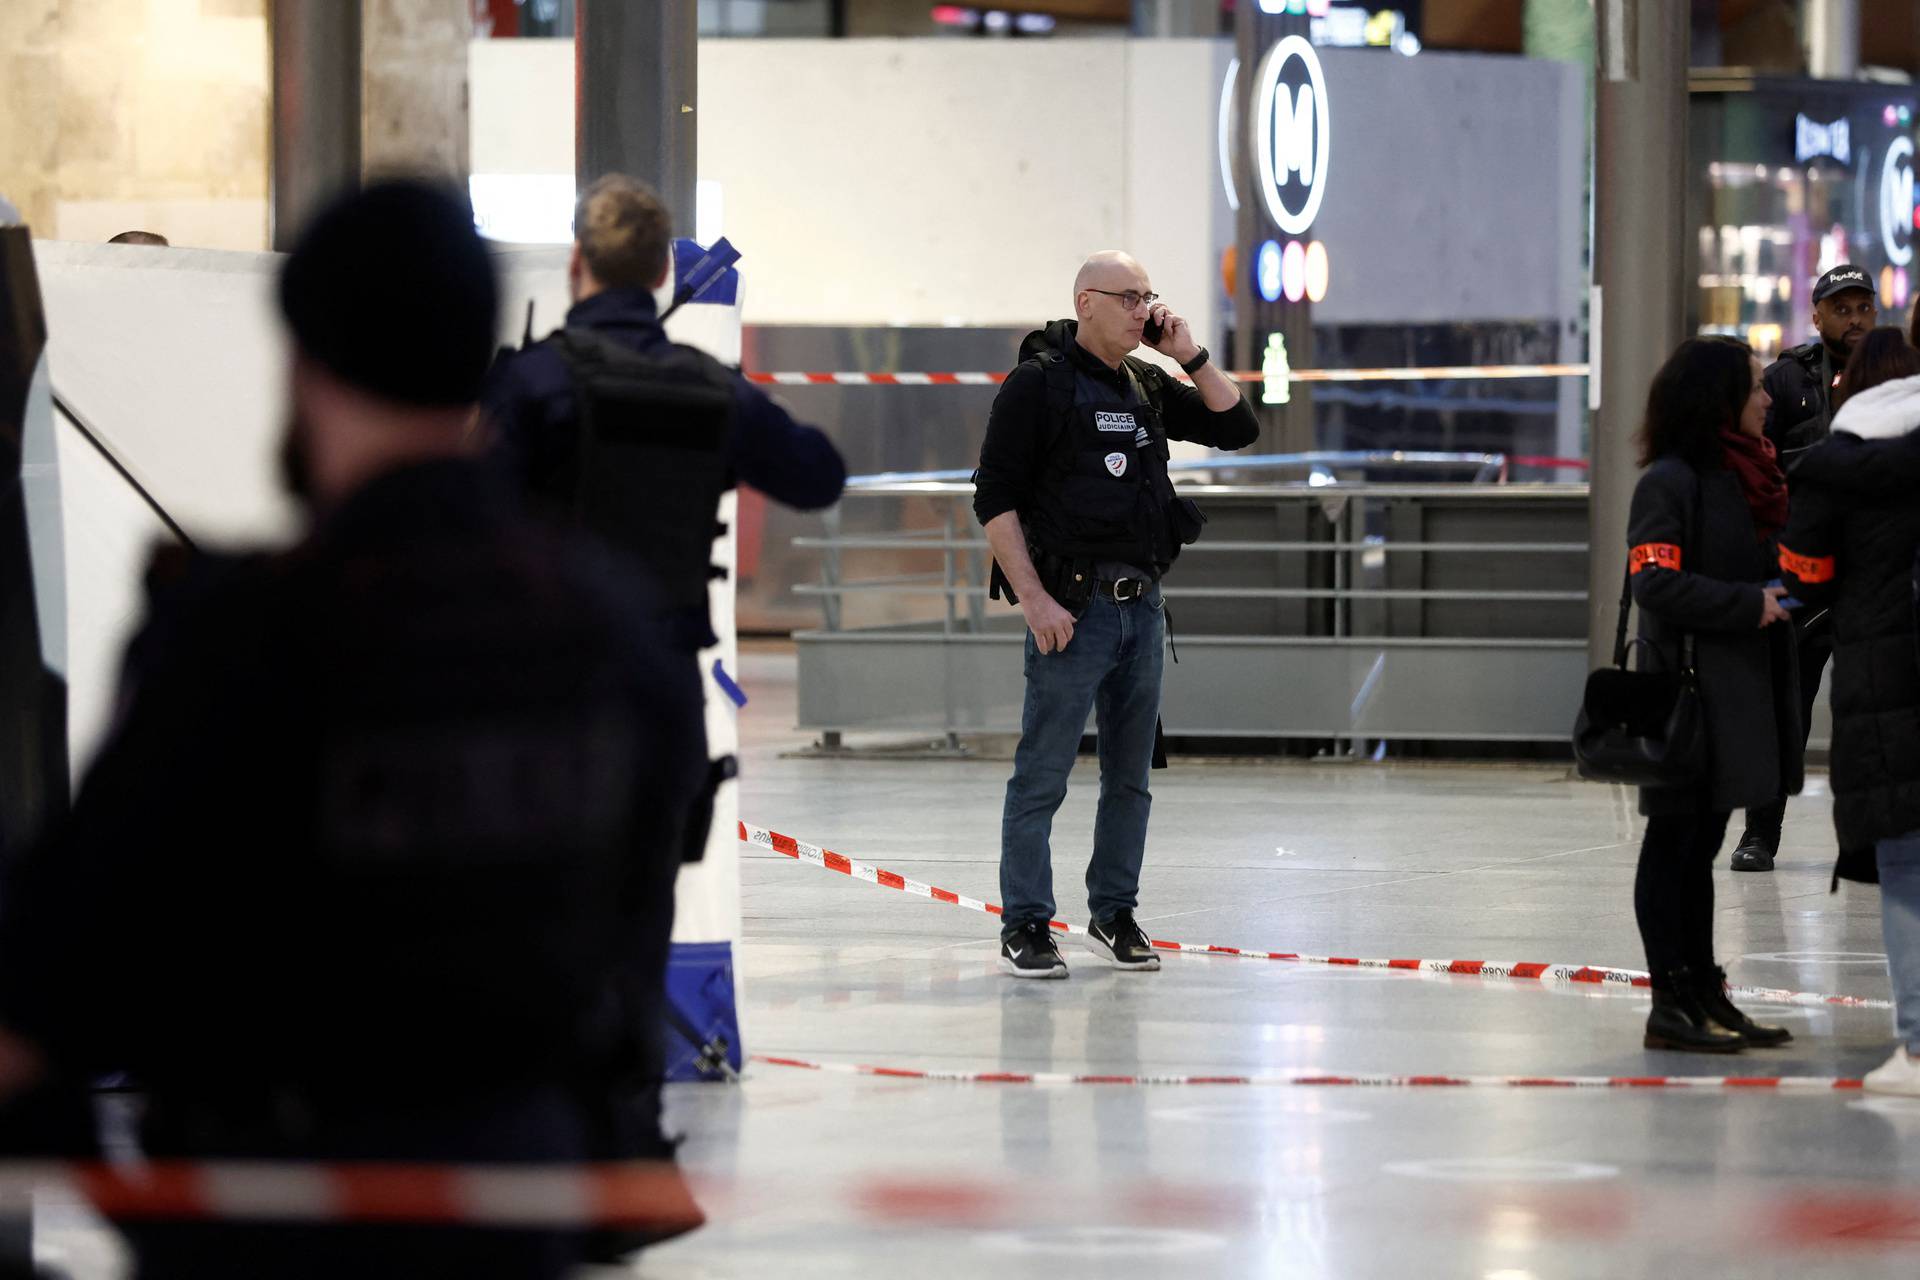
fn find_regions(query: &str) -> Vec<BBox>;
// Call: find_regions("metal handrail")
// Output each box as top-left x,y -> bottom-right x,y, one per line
793,536 -> 1589,554
846,450 -> 1521,488
801,482 -> 1593,629
841,480 -> 1591,500
794,584 -> 1586,602
793,481 -> 1593,747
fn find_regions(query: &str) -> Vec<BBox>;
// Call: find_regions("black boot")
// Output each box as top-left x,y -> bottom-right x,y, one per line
1644,968 -> 1745,1053
1693,964 -> 1792,1047
1731,830 -> 1776,872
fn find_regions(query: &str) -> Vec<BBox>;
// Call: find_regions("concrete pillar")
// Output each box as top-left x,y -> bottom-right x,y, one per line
577,0 -> 697,232
1804,0 -> 1862,79
363,0 -> 471,180
1588,0 -> 1690,670
270,0 -> 362,251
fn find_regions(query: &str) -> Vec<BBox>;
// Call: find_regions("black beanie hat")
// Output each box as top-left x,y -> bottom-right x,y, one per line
278,178 -> 498,407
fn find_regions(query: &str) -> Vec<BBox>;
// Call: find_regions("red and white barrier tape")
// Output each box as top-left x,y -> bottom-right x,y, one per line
26,1157 -> 1920,1244
738,822 -> 1892,1012
744,363 -> 1590,387
8,1160 -> 703,1228
750,1053 -> 1862,1092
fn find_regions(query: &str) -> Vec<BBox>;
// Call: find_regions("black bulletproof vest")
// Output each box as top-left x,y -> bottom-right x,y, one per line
544,329 -> 735,636
1023,351 -> 1180,575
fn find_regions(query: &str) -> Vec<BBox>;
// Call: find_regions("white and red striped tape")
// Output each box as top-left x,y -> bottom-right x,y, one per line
750,1053 -> 1863,1092
737,821 -> 1892,1012
11,1160 -> 703,1228
744,363 -> 1591,387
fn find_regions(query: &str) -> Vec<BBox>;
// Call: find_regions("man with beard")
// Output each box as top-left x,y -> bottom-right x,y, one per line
0,179 -> 705,1277
1731,265 -> 1876,872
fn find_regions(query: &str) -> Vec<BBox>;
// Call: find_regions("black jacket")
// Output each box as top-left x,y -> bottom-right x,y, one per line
1763,341 -> 1841,468
1779,372 -> 1920,878
0,460 -> 705,1154
972,319 -> 1260,531
1627,455 -> 1803,816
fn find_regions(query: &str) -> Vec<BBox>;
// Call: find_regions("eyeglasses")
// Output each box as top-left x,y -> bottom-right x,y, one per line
1085,288 -> 1159,311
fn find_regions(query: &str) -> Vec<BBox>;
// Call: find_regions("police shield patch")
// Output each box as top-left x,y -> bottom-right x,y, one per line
1104,452 -> 1128,477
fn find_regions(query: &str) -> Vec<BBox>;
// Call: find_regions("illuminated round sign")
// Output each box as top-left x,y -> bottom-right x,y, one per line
1281,240 -> 1307,302
1305,240 -> 1330,302
1254,35 -> 1332,237
1256,239 -> 1283,302
1882,135 -> 1915,268
1218,57 -> 1241,213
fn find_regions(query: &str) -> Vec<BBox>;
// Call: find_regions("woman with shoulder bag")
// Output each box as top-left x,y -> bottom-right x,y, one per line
1778,326 -> 1920,1094
1626,336 -> 1802,1053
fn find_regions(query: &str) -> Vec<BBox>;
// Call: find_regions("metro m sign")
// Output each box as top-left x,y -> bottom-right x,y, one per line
1883,135 -> 1915,269
1254,35 -> 1331,237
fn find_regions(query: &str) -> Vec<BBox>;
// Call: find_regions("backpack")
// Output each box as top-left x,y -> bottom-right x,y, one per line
542,327 -> 737,624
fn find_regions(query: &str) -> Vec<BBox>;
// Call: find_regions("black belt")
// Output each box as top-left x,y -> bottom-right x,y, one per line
1097,576 -> 1149,602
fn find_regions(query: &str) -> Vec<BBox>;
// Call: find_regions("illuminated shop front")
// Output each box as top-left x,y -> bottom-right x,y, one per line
1690,72 -> 1920,359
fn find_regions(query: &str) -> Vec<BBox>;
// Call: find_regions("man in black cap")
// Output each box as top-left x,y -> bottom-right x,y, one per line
0,178 -> 706,1276
1763,264 -> 1877,462
1732,264 -> 1876,871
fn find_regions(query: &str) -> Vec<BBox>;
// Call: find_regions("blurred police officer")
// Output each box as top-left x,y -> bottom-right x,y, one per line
483,173 -> 844,912
1733,264 -> 1875,871
484,174 -> 845,651
0,179 -> 706,1278
974,250 -> 1258,978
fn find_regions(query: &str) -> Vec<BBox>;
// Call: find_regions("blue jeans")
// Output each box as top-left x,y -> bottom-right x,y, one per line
1877,830 -> 1920,1053
999,584 -> 1165,929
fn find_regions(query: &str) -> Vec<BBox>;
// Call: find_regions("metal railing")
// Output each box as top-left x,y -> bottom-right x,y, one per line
790,459 -> 1594,747
800,463 -> 1588,639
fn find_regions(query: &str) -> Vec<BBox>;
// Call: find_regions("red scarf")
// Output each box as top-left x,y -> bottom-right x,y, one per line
1717,428 -> 1788,538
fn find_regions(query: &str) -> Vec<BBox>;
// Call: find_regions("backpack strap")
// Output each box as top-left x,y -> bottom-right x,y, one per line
1037,349 -> 1077,447
1121,356 -> 1170,410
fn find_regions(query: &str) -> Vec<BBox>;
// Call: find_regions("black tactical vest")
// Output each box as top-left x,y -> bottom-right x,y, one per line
1023,350 -> 1188,576
543,329 -> 735,642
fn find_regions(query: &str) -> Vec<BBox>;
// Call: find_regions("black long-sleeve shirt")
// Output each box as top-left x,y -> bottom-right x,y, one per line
973,337 -> 1259,527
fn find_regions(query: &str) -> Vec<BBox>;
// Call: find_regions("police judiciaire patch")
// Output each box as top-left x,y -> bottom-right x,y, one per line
1094,411 -> 1137,433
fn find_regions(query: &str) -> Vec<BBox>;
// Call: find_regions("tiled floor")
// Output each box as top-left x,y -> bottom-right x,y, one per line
640,644 -> 1920,1280
31,643 -> 1920,1279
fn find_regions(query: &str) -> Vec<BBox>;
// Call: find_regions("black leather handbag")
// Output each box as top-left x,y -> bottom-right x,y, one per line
1572,559 -> 1709,788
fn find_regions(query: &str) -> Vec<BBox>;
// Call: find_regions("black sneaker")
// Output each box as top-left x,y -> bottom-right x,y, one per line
1000,921 -> 1069,979
1086,910 -> 1161,971
1730,833 -> 1776,873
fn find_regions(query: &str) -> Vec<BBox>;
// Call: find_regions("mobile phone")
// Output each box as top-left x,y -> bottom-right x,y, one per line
1143,311 -> 1165,345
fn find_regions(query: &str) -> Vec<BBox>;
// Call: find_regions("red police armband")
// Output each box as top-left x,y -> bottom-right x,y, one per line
1779,545 -> 1835,584
1629,543 -> 1682,575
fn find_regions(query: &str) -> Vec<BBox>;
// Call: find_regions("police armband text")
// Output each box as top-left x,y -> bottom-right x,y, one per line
1779,545 -> 1836,584
1629,543 -> 1682,575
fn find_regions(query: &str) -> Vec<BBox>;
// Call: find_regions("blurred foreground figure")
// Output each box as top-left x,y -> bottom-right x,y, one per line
0,179 -> 704,1278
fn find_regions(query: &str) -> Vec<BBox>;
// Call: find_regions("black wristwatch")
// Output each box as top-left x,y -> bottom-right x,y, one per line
1179,347 -> 1210,375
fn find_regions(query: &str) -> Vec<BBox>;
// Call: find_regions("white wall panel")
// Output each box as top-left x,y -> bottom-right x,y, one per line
469,37 -> 1226,349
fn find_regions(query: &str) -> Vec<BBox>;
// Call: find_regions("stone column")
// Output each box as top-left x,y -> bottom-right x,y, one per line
363,0 -> 472,180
